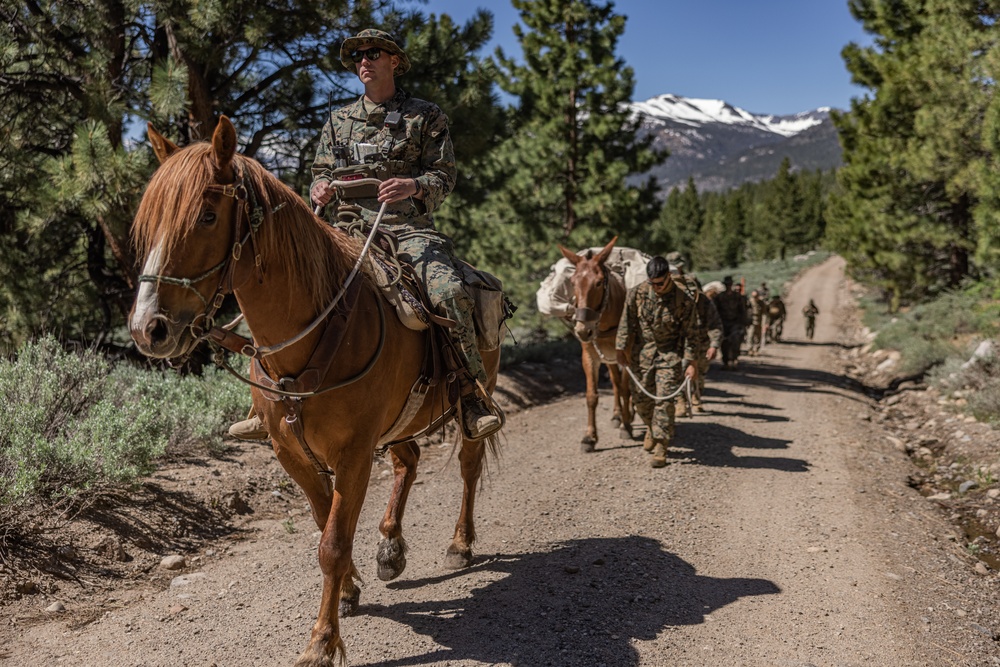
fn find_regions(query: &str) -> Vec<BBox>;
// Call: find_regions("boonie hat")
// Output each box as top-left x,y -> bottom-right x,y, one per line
340,29 -> 410,76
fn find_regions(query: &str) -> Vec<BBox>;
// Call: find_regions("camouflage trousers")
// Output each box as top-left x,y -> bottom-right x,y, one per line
692,346 -> 710,402
749,321 -> 763,353
630,361 -> 682,443
396,231 -> 487,387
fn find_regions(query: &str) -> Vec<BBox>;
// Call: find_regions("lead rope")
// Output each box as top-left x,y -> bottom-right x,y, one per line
588,339 -> 694,414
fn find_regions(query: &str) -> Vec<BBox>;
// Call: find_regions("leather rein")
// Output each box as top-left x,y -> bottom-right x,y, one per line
138,163 -> 384,399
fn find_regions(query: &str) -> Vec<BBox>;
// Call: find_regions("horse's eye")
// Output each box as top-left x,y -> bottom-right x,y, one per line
199,210 -> 217,225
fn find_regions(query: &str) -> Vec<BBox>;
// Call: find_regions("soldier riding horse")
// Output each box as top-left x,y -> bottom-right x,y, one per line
129,117 -> 504,667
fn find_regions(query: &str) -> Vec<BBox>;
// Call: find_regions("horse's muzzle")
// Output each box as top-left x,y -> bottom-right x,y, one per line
130,312 -> 194,359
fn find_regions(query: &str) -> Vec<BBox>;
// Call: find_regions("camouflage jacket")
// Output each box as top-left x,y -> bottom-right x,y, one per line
749,295 -> 766,325
767,298 -> 787,320
675,273 -> 722,351
616,281 -> 698,369
311,87 -> 457,231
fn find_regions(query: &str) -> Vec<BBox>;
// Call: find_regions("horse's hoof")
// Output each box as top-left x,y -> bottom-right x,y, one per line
610,415 -> 622,428
444,545 -> 473,570
376,538 -> 407,582
580,441 -> 596,453
338,587 -> 360,618
619,425 -> 633,440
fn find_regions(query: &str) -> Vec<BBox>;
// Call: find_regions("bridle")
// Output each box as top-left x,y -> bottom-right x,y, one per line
136,162 -> 266,345
137,163 -> 390,399
572,269 -> 610,326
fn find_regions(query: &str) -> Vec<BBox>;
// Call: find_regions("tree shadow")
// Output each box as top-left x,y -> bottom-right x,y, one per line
357,536 -> 780,667
715,359 -> 871,404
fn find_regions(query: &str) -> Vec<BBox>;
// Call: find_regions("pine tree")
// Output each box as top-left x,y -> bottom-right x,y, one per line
760,158 -> 804,261
828,0 -> 996,308
0,1 -> 503,346
653,177 -> 703,262
488,0 -> 662,244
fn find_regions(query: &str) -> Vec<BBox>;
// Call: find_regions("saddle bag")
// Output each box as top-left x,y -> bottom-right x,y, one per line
457,260 -> 515,351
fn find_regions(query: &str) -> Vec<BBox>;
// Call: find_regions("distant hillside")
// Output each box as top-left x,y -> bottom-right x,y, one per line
631,94 -> 842,194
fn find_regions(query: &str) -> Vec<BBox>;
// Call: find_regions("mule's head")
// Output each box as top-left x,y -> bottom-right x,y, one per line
129,117 -> 243,360
557,236 -> 618,343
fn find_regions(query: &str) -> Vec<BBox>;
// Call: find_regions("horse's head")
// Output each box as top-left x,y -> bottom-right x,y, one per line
557,236 -> 618,343
129,116 -> 248,360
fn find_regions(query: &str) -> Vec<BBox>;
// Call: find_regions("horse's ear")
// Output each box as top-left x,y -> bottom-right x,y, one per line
212,115 -> 238,169
147,124 -> 179,164
595,235 -> 619,265
557,244 -> 581,266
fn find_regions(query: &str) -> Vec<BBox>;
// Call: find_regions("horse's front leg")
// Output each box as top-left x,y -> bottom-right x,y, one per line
295,454 -> 372,667
607,363 -> 633,440
270,434 -> 361,618
580,344 -> 600,452
444,435 -> 487,569
376,440 -> 420,582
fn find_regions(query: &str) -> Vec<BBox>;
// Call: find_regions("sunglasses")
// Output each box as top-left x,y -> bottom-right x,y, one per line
648,277 -> 668,287
350,47 -> 385,63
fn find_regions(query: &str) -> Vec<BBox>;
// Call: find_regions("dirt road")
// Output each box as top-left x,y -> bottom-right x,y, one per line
5,256 -> 999,666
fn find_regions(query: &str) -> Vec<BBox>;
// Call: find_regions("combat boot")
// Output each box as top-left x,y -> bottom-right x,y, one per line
461,395 -> 501,440
643,430 -> 655,452
229,414 -> 269,441
676,397 -> 689,417
650,439 -> 668,468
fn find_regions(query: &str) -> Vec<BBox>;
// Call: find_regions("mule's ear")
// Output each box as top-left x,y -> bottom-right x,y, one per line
595,235 -> 618,265
211,115 -> 238,169
557,244 -> 581,266
147,123 -> 179,164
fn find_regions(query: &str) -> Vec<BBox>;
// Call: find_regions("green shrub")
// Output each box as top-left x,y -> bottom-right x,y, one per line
108,363 -> 248,455
0,336 -> 250,507
867,292 -> 1000,375
929,353 -> 1000,426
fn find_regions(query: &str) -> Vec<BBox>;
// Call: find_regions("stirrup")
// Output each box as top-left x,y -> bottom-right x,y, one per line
459,395 -> 504,441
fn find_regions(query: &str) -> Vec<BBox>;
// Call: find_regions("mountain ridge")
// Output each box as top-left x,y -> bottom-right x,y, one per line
631,93 -> 842,194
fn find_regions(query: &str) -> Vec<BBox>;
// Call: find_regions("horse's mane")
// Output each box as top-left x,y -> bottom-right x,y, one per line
133,143 -> 363,312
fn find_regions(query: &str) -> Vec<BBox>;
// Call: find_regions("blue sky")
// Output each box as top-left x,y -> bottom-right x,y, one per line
420,0 -> 871,116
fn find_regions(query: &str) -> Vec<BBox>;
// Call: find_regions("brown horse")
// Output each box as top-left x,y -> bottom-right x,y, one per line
129,117 -> 501,667
557,237 -> 633,452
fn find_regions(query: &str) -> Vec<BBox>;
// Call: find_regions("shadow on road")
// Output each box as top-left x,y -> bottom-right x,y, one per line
359,536 -> 780,667
672,422 -> 809,472
711,359 -> 870,405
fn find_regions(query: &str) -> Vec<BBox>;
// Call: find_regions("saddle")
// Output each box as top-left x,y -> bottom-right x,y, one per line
356,226 -> 514,446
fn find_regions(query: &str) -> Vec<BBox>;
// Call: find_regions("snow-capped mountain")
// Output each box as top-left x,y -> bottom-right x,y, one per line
631,94 -> 841,194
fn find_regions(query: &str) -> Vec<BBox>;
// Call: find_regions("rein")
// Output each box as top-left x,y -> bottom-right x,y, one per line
209,180 -> 389,362
589,337 -> 694,409
137,164 -> 268,342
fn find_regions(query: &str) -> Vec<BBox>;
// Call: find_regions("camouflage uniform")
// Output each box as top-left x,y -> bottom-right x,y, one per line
311,89 -> 487,386
748,293 -> 766,355
766,296 -> 787,343
616,281 -> 698,444
803,301 -> 819,340
674,273 -> 722,406
714,286 -> 748,367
